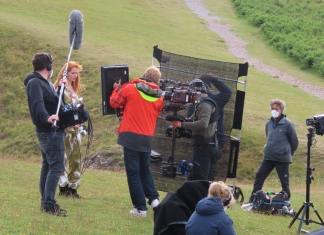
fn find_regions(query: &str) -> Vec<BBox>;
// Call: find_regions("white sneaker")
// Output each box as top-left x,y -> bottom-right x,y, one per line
150,199 -> 160,210
241,203 -> 253,212
130,208 -> 147,218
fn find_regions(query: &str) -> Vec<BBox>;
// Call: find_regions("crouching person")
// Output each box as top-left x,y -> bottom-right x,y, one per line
186,181 -> 236,235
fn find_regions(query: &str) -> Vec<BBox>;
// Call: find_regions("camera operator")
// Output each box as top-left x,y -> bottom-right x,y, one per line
24,52 -> 67,217
172,79 -> 219,180
109,66 -> 163,218
187,74 -> 232,181
247,98 -> 299,203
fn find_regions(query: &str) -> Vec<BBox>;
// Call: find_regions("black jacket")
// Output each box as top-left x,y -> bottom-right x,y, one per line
24,72 -> 64,132
153,180 -> 210,235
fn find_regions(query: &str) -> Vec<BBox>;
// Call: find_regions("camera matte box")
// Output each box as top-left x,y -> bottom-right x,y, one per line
101,64 -> 129,115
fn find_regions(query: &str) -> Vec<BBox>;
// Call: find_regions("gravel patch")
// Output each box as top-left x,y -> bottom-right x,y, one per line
184,0 -> 324,100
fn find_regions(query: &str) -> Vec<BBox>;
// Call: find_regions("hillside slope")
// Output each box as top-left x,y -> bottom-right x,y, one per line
0,0 -> 324,181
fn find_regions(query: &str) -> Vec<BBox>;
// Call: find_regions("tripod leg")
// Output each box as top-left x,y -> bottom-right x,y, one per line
297,204 -> 308,234
311,204 -> 324,225
289,204 -> 304,228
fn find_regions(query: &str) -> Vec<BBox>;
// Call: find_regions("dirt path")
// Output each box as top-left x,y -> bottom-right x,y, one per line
184,0 -> 324,100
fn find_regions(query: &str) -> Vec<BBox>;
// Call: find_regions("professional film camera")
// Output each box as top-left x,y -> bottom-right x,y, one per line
151,79 -> 202,178
161,79 -> 202,138
306,114 -> 324,135
161,79 -> 202,112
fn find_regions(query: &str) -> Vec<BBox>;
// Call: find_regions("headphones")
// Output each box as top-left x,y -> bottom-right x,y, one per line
223,194 -> 232,207
45,53 -> 53,71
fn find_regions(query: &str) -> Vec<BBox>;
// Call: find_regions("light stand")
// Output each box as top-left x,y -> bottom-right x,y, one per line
288,127 -> 324,233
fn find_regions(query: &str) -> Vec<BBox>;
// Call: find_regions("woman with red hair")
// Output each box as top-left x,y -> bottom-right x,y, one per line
54,61 -> 85,199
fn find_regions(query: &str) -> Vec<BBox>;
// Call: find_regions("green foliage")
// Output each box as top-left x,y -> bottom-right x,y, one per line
232,0 -> 324,75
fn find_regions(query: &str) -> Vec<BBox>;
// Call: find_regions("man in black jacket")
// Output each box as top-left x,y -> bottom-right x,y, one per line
24,52 -> 67,217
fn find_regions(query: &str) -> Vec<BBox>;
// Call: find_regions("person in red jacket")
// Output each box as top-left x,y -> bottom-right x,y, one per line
110,66 -> 164,218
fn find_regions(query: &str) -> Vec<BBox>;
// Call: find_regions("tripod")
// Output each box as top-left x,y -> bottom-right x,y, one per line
288,128 -> 324,233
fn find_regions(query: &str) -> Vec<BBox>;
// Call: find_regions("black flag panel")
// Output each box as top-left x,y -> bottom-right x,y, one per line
150,46 -> 248,192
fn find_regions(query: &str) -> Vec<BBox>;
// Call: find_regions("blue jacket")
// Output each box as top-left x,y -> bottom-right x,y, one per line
263,115 -> 299,163
185,197 -> 236,235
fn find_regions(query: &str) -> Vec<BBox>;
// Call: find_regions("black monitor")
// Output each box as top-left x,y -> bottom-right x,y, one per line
101,64 -> 129,115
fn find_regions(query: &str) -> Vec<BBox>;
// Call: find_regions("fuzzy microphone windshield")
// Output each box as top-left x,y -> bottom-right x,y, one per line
69,10 -> 84,50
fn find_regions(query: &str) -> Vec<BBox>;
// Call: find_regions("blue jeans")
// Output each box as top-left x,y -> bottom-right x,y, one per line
37,131 -> 65,208
123,147 -> 159,211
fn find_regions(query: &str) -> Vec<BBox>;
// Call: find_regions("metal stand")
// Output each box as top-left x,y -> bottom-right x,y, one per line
288,128 -> 324,233
161,110 -> 181,178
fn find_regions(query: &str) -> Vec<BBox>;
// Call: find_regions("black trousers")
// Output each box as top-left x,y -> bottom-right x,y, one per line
189,144 -> 217,180
249,159 -> 290,202
208,144 -> 223,181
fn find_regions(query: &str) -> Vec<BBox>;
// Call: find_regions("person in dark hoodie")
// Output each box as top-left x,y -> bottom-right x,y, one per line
110,66 -> 164,218
24,52 -> 67,217
185,181 -> 236,235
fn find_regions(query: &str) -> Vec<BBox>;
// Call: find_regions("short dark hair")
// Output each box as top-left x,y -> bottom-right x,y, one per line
32,53 -> 52,71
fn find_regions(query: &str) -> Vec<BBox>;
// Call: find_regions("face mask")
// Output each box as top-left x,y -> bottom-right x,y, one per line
271,110 -> 280,118
49,69 -> 53,79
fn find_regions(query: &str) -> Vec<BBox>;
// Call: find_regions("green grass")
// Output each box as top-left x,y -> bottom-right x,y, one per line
1,157 -> 324,234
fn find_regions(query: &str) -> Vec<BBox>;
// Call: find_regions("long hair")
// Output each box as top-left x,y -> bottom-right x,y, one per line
53,61 -> 85,96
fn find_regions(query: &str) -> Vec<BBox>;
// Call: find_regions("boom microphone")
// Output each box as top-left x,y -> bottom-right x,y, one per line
52,10 -> 84,129
69,10 -> 84,50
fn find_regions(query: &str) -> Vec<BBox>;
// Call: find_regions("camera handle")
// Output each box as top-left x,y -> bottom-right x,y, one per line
160,110 -> 185,178
288,127 -> 324,233
167,110 -> 181,166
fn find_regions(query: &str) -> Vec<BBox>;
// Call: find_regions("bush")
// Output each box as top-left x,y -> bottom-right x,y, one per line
232,0 -> 324,76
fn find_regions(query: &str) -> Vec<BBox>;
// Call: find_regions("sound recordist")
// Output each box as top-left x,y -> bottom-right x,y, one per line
24,52 -> 67,217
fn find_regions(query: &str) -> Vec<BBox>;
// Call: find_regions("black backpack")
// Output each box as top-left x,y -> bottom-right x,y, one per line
251,190 -> 292,215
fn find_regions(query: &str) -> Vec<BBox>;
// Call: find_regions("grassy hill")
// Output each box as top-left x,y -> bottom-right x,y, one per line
1,0 -> 324,182
2,0 -> 324,234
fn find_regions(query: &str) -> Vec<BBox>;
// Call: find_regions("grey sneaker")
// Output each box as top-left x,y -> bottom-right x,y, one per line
241,203 -> 253,212
129,208 -> 147,218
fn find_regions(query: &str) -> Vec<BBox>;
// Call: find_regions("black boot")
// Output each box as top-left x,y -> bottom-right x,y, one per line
70,189 -> 82,199
59,185 -> 69,196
